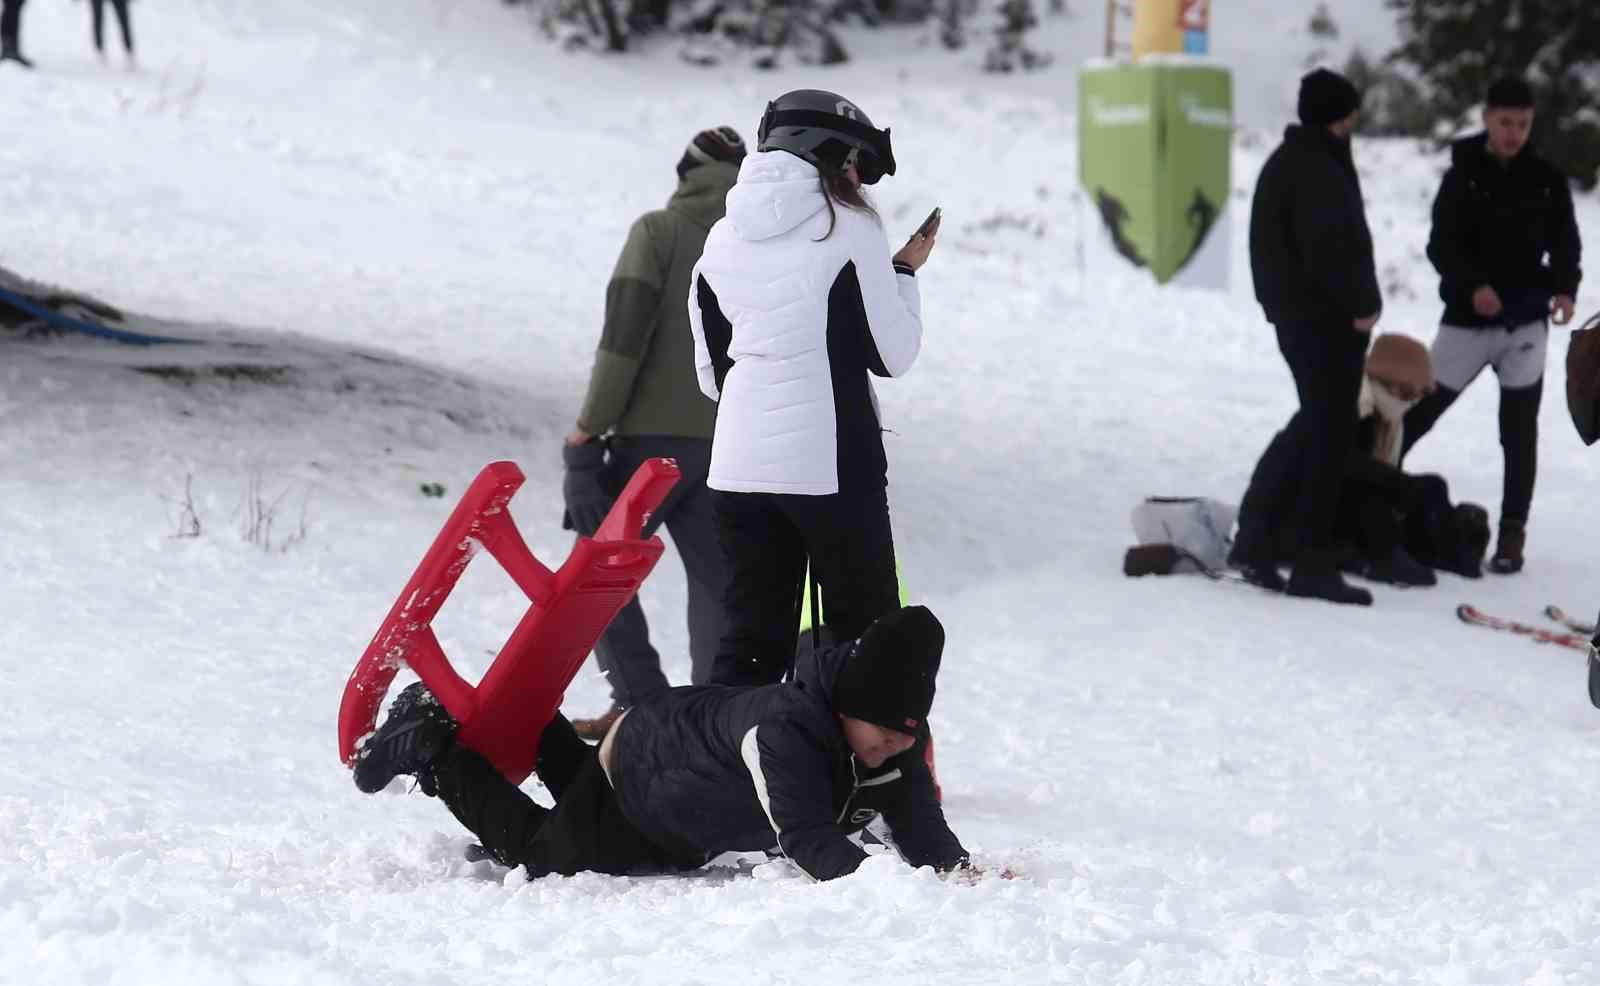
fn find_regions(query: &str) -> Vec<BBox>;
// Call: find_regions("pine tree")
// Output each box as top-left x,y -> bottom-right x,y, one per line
1386,0 -> 1600,188
982,0 -> 1052,72
523,0 -> 1051,67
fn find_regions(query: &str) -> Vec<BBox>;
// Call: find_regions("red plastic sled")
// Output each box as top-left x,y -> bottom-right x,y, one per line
337,458 -> 679,784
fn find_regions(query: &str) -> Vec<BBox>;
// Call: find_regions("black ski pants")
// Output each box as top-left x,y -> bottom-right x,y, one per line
577,437 -> 728,709
1235,321 -> 1369,570
1402,379 -> 1541,529
710,485 -> 899,686
90,0 -> 133,54
427,714 -> 694,878
1,0 -> 24,50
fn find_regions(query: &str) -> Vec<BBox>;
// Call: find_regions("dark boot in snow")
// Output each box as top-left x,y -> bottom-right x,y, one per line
353,683 -> 459,794
1364,546 -> 1436,587
1227,546 -> 1286,592
1286,567 -> 1373,606
0,45 -> 33,69
1488,520 -> 1525,574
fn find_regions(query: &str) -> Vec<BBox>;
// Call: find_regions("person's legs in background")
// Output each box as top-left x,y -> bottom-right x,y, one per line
90,0 -> 105,56
710,491 -> 806,686
1278,323 -> 1371,604
572,437 -> 732,726
1230,424 -> 1302,590
1403,324 -> 1497,460
111,0 -> 133,56
1487,320 -> 1549,574
570,440 -> 666,737
663,480 -> 727,686
780,486 -> 900,646
1,0 -> 32,67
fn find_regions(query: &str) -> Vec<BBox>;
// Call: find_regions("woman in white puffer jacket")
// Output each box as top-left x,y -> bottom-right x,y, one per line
688,89 -> 939,686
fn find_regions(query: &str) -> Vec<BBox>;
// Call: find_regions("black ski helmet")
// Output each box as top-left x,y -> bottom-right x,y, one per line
756,90 -> 897,185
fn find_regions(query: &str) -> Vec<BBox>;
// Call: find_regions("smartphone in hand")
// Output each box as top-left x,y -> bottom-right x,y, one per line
915,207 -> 942,239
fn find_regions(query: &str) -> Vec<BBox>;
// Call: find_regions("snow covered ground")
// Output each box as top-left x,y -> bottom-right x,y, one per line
4,1 -> 1599,984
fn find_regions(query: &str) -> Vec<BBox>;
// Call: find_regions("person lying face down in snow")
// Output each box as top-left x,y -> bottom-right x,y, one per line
352,605 -> 970,882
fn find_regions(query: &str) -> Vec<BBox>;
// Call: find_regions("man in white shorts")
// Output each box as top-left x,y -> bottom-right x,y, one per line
1401,76 -> 1582,574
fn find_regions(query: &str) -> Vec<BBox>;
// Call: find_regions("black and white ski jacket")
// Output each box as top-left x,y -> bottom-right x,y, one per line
688,150 -> 923,495
604,639 -> 967,882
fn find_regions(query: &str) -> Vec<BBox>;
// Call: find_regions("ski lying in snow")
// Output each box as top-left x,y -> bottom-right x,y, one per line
1456,604 -> 1591,651
1543,605 -> 1598,636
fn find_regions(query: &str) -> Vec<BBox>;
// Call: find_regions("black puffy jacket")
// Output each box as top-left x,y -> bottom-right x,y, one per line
1428,133 -> 1582,329
603,639 -> 967,881
1249,125 -> 1383,329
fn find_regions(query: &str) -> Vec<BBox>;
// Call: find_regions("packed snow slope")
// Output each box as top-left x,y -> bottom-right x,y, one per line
3,1 -> 1598,984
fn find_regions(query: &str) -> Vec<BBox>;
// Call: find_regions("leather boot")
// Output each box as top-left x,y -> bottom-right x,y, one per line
1489,520 -> 1525,574
1364,545 -> 1437,587
1286,564 -> 1373,606
1227,545 -> 1286,592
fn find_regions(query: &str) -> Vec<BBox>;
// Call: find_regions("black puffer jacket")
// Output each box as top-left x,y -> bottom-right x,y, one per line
1249,125 -> 1382,328
604,640 -> 967,881
1428,133 -> 1582,328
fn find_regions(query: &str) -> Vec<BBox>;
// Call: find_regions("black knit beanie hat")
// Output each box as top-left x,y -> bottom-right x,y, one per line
1486,76 -> 1535,109
1298,68 -> 1362,127
676,126 -> 747,180
832,606 -> 944,736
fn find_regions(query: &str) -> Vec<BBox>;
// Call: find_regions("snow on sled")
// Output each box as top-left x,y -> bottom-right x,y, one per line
337,457 -> 679,784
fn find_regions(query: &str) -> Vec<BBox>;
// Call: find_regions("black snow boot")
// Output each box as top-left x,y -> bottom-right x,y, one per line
1226,545 -> 1286,592
1488,520 -> 1525,575
1286,567 -> 1373,606
0,45 -> 33,69
353,682 -> 459,794
1363,546 -> 1436,587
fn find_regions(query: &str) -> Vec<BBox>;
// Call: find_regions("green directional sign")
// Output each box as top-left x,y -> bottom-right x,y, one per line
1080,62 -> 1233,285
1080,66 -> 1161,275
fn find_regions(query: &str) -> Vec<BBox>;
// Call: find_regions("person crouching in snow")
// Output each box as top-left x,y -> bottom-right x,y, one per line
1235,334 -> 1489,587
1338,334 -> 1452,584
350,606 -> 970,882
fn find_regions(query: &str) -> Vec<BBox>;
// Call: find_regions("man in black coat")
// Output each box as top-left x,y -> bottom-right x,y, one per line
1231,68 -> 1383,605
352,605 -> 970,882
1399,77 -> 1583,575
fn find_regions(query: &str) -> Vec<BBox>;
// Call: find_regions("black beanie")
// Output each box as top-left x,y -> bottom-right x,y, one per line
832,606 -> 944,735
676,126 -> 746,181
1297,68 -> 1362,127
1486,76 -> 1535,109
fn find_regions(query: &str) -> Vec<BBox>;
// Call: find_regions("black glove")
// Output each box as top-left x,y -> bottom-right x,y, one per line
561,438 -> 614,535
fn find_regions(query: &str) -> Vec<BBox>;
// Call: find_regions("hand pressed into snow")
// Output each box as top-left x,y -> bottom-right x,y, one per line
941,861 -> 1016,885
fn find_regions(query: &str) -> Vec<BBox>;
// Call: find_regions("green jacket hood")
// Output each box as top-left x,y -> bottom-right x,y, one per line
668,162 -> 739,229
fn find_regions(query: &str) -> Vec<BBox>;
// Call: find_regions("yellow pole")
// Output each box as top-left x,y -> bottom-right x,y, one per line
1131,0 -> 1183,60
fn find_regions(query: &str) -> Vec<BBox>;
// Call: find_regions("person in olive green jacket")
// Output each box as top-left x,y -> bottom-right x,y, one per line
561,127 -> 745,739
